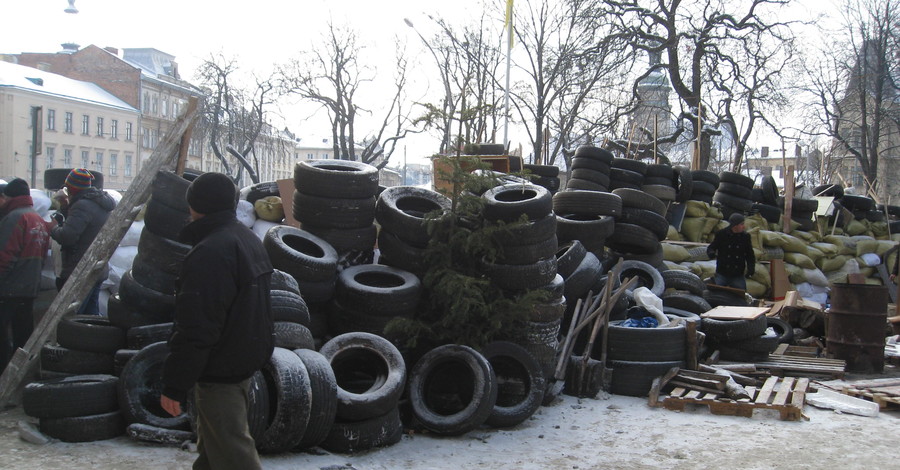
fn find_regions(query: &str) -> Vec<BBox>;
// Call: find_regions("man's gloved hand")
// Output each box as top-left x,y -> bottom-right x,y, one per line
51,212 -> 65,226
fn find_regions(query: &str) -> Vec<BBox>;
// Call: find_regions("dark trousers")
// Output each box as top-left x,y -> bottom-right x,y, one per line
714,273 -> 747,291
56,278 -> 103,316
0,297 -> 35,374
193,379 -> 261,470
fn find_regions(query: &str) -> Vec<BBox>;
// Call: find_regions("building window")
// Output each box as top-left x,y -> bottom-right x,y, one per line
110,154 -> 118,176
125,154 -> 133,177
46,146 -> 55,169
173,101 -> 180,117
95,152 -> 103,172
142,127 -> 150,148
81,150 -> 89,168
151,129 -> 159,148
47,109 -> 56,130
152,96 -> 158,114
82,115 -> 90,135
96,117 -> 104,137
162,98 -> 169,117
110,120 -> 118,139
64,148 -> 72,167
125,122 -> 133,141
64,112 -> 73,133
143,92 -> 150,112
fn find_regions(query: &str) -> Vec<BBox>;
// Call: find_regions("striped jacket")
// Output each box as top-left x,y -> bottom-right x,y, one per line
0,196 -> 51,298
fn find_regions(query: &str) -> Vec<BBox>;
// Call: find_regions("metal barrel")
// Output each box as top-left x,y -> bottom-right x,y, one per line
826,283 -> 888,373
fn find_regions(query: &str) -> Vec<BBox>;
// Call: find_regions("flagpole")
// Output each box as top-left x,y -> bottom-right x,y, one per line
503,0 -> 513,151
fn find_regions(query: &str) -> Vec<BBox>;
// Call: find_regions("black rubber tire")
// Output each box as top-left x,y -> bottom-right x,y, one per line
482,183 -> 553,222
292,349 -> 339,449
150,170 -> 192,212
565,178 -> 607,192
662,270 -> 706,296
319,332 -> 407,422
271,289 -> 311,325
751,203 -> 782,223
609,168 -> 644,187
143,199 -> 191,242
126,323 -> 173,350
273,322 -> 315,350
570,157 -> 611,173
691,170 -> 720,186
750,187 -> 765,203
563,252 -> 602,300
524,163 -> 561,178
662,307 -> 702,324
377,230 -> 428,278
131,255 -> 180,295
644,176 -> 675,187
642,184 -> 677,202
327,300 -> 397,337
409,344 -> 498,436
293,159 -> 380,199
645,164 -> 674,179
607,223 -> 660,255
114,349 -> 138,377
690,180 -> 718,197
719,171 -> 754,189
336,264 -> 422,316
293,191 -> 376,229
39,410 -> 124,443
246,370 -> 270,444
661,292 -> 712,314
701,314 -> 768,342
44,168 -> 104,191
319,407 -> 403,453
717,182 -> 753,199
263,225 -> 338,282
271,269 -> 301,295
607,320 -> 686,362
716,345 -> 770,362
375,186 -> 451,247
136,228 -> 190,276
492,213 -> 558,247
553,190 -> 622,217
730,328 -> 781,353
301,224 -> 378,255
779,197 -> 819,213
495,234 -> 558,265
574,145 -> 614,163
674,166 -> 693,203
612,188 -> 667,215
481,341 -> 545,428
555,213 -> 614,253
838,195 -> 874,211
611,158 -> 648,175
118,270 -> 176,318
532,176 -> 561,193
555,240 -> 588,278
767,316 -> 795,344
256,347 -> 312,454
106,294 -> 172,330
23,374 -> 119,419
56,315 -> 125,354
481,257 -> 559,291
713,191 -> 753,212
570,168 -> 611,187
609,360 -> 684,397
618,260 -> 665,297
761,176 -> 778,205
619,207 -> 669,241
703,289 -> 749,308
118,342 -> 190,430
126,423 -> 196,446
41,343 -> 114,375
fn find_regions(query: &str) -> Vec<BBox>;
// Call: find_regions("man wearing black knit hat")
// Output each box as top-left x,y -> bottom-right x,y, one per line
160,172 -> 273,470
707,213 -> 755,290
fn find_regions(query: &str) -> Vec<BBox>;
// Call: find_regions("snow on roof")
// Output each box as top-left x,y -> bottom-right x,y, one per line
0,61 -> 137,112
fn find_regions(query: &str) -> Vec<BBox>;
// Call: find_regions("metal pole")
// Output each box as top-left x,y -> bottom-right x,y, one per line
503,6 -> 513,150
30,106 -> 42,188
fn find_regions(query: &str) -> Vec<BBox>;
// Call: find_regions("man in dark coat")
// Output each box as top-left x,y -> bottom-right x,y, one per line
707,213 -> 755,290
160,172 -> 273,470
0,179 -> 51,372
50,168 -> 115,315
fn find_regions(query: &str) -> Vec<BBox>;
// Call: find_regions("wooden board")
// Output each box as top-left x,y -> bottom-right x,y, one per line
838,378 -> 900,410
701,306 -> 770,320
755,354 -> 846,379
653,376 -> 809,421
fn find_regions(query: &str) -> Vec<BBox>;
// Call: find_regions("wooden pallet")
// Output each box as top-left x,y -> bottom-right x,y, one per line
839,378 -> 900,410
754,349 -> 846,379
653,376 -> 810,421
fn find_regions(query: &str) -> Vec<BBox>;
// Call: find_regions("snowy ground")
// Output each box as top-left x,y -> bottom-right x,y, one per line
2,375 -> 898,470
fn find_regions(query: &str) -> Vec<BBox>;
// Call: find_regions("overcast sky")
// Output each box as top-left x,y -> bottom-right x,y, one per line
1,0 -> 836,166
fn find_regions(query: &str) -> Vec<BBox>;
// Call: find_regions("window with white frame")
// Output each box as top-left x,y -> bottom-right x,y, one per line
96,117 -> 104,137
46,146 -> 55,169
125,154 -> 133,177
152,96 -> 158,114
142,127 -> 150,148
47,109 -> 56,130
143,92 -> 150,112
64,112 -> 73,133
82,115 -> 90,135
64,148 -> 72,167
81,150 -> 89,168
110,120 -> 118,139
125,122 -> 133,141
110,154 -> 118,176
95,152 -> 103,172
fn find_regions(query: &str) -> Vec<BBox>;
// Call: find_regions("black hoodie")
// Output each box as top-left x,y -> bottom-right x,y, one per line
50,187 -> 116,281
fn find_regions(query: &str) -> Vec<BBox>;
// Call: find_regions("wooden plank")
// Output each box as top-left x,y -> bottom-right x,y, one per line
755,377 -> 779,404
0,99 -> 200,407
670,387 -> 688,398
685,390 -> 703,399
701,306 -> 770,320
771,377 -> 796,406
791,378 -> 810,408
774,344 -> 789,355
668,380 -> 724,395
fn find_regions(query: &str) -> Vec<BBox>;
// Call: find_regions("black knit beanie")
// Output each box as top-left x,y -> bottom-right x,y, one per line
3,178 -> 30,198
186,172 -> 237,214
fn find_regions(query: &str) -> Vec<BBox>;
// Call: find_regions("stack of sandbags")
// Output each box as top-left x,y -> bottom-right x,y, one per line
678,200 -> 726,243
817,235 -> 860,284
851,236 -> 898,286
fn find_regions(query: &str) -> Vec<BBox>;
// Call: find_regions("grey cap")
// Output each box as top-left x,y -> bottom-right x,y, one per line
728,213 -> 745,226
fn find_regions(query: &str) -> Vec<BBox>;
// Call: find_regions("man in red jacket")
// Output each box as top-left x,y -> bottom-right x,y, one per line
0,179 -> 51,373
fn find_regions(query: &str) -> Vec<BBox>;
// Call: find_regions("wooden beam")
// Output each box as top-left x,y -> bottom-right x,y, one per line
0,98 -> 200,407
782,165 -> 795,234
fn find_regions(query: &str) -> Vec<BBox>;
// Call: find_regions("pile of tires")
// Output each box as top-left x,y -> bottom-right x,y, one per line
555,241 -> 604,326
750,175 -> 781,224
23,374 -> 124,442
293,160 -> 380,268
609,158 -> 646,191
552,190 -> 619,258
713,171 -> 755,220
660,270 -> 710,316
512,281 -> 566,397
116,342 -> 192,440
566,146 -> 613,192
608,188 -> 668,270
702,315 -> 792,362
269,271 -> 315,351
778,196 -> 819,231
640,164 -> 686,206
524,163 -> 561,195
479,183 -> 559,293
837,194 -> 876,222
689,170 -> 719,203
328,264 -> 421,338
41,315 -> 123,379
375,185 -> 451,279
606,316 -> 687,397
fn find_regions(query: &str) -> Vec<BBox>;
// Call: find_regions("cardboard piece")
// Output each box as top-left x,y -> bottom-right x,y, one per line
701,306 -> 770,320
770,259 -> 790,301
277,178 -> 300,227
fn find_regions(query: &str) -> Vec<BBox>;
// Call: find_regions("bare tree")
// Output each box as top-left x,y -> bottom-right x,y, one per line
279,22 -> 419,169
801,0 -> 900,198
603,0 -> 797,170
194,54 -> 277,184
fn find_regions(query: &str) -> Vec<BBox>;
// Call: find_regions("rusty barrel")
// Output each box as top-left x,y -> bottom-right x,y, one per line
826,283 -> 887,373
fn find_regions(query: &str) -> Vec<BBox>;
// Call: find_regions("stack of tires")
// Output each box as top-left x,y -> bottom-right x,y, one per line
328,264 -> 421,338
319,333 -> 405,453
270,271 -> 315,351
41,315 -> 123,379
689,170 -> 719,203
515,281 -> 566,398
837,194 -> 876,223
713,171 -> 755,220
375,186 -> 451,279
524,163 -> 561,195
23,374 -> 124,442
607,188 -> 669,270
555,241 -> 603,328
609,158 -> 646,191
479,183 -> 559,293
660,270 -> 711,316
117,343 -> 192,442
566,146 -> 614,192
552,190 -> 620,258
293,160 -> 380,268
702,315 -> 792,362
778,196 -> 819,231
640,164 -> 682,207
263,225 -> 338,340
750,176 -> 781,225
606,317 -> 687,397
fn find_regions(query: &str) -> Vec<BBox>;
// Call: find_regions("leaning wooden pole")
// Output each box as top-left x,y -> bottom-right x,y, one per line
0,99 -> 199,407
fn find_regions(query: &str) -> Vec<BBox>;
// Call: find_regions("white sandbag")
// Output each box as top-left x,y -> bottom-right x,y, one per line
859,252 -> 881,267
30,189 -> 52,217
632,287 -> 669,327
252,219 -> 280,240
236,199 -> 257,228
802,268 -> 829,287
105,189 -> 123,205
120,220 -> 144,247
796,282 -> 829,304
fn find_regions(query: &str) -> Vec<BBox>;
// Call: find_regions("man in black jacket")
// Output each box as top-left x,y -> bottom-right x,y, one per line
707,213 -> 755,290
160,172 -> 273,470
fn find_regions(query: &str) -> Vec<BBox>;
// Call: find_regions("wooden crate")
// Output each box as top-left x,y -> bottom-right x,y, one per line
431,155 -> 512,196
655,376 -> 810,421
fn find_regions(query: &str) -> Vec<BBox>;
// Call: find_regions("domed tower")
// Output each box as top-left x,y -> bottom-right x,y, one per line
629,49 -> 673,153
